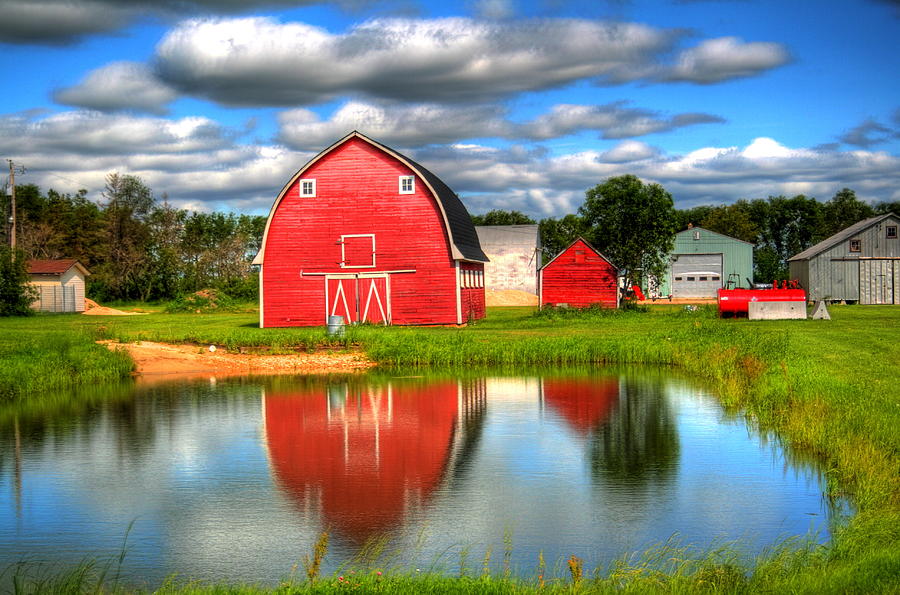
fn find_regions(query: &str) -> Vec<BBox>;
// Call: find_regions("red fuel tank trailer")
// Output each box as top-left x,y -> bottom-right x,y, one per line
717,281 -> 806,317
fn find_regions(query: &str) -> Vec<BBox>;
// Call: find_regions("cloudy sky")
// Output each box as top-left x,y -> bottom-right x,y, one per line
1,0 -> 898,217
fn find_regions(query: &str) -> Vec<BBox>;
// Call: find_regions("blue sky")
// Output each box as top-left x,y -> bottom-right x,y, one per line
1,0 -> 898,218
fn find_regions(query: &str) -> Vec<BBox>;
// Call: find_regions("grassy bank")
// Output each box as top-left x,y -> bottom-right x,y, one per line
1,304 -> 898,592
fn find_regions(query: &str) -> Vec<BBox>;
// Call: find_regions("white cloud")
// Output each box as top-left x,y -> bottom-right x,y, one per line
154,16 -> 682,106
276,100 -> 725,150
6,109 -> 898,218
0,0 -> 132,44
515,103 -> 724,140
0,0 -> 376,44
53,62 -> 178,114
661,37 -> 790,83
277,101 -> 510,149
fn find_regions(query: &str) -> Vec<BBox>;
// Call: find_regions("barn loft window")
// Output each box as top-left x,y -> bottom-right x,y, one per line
340,234 -> 375,268
300,179 -> 316,197
693,230 -> 701,240
575,249 -> 585,263
887,226 -> 898,239
849,239 -> 861,252
399,175 -> 415,194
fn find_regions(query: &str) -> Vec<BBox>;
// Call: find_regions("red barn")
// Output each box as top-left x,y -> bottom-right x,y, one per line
253,131 -> 488,327
539,237 -> 619,309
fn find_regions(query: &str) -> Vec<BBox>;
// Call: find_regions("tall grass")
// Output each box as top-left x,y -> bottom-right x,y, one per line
1,304 -> 898,592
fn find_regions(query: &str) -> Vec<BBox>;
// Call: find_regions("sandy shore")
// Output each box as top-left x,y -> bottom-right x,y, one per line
101,340 -> 375,381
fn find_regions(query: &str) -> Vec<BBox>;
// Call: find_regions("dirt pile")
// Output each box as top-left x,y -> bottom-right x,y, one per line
101,340 -> 374,381
83,298 -> 145,316
486,289 -> 539,306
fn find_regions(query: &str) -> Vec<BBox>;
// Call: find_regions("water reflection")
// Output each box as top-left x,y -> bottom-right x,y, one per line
264,378 -> 487,544
589,378 -> 679,486
0,370 -> 838,587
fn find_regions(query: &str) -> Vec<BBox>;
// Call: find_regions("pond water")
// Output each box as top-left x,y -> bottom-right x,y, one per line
0,370 -> 838,587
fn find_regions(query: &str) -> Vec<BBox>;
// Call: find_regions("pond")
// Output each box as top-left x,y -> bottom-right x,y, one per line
0,369 -> 839,587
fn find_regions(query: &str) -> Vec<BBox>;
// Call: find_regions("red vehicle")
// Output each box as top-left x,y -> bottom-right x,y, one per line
717,280 -> 806,317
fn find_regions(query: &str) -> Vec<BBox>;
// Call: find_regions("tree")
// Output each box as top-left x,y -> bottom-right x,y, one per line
822,188 -> 874,237
753,195 -> 822,281
538,214 -> 586,263
94,173 -> 155,300
470,209 -> 536,226
0,247 -> 36,316
699,201 -> 758,243
579,175 -> 678,288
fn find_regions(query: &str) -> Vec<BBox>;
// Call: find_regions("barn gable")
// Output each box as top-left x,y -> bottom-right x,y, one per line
254,131 -> 487,266
539,237 -> 619,309
255,132 -> 487,327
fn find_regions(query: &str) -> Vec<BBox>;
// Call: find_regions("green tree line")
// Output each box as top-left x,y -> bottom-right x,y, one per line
472,178 -> 900,283
0,173 -> 265,302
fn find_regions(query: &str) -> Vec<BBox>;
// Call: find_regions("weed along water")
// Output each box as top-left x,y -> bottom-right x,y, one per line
0,369 -> 840,589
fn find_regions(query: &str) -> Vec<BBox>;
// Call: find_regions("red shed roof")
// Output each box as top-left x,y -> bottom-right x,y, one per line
26,259 -> 90,276
540,237 -> 617,270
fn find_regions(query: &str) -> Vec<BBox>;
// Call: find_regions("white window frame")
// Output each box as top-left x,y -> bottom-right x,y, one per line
399,175 -> 415,194
300,178 -> 316,197
340,234 -> 376,269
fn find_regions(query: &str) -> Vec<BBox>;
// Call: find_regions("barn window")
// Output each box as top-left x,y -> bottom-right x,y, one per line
849,239 -> 861,252
478,270 -> 484,288
340,234 -> 375,268
399,175 -> 415,194
675,276 -> 683,281
687,276 -> 696,281
300,179 -> 316,197
693,230 -> 701,240
575,250 -> 585,263
887,226 -> 898,239
699,276 -> 708,281
712,276 -> 720,281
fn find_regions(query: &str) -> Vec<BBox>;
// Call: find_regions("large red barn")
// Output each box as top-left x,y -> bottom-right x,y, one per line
253,132 -> 488,327
539,237 -> 619,309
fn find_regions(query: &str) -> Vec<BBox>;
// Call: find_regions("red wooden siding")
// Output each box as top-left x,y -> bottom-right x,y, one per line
459,262 -> 486,321
260,136 -> 485,326
540,238 -> 618,308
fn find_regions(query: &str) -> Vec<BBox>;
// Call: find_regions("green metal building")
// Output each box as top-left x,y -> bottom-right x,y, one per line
651,226 -> 754,298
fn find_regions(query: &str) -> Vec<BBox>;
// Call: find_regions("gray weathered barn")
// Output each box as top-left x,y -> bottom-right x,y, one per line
788,213 -> 900,304
474,225 -> 541,294
27,259 -> 90,312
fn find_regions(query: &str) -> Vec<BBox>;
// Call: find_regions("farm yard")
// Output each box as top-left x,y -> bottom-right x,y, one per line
0,303 -> 898,593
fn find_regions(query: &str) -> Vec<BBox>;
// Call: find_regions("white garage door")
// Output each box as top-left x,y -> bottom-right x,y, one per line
672,254 -> 723,298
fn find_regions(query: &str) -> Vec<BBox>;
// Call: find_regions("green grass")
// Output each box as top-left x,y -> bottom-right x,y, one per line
1,303 -> 899,593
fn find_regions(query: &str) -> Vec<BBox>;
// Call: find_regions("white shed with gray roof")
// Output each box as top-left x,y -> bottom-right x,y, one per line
788,213 -> 900,304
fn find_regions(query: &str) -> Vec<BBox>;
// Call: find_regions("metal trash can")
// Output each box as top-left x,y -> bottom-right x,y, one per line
326,315 -> 345,336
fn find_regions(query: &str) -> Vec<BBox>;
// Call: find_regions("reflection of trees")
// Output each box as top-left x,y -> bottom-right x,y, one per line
589,377 -> 679,488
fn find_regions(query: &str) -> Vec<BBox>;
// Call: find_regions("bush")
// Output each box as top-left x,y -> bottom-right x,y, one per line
0,247 -> 36,316
164,289 -> 239,313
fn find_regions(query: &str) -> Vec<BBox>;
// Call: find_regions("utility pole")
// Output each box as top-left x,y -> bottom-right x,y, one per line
7,159 -> 24,249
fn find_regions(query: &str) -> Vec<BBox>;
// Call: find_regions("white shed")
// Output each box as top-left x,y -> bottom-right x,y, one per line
27,259 -> 90,313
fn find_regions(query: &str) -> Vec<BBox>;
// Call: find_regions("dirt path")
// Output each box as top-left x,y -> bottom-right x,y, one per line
101,340 -> 375,382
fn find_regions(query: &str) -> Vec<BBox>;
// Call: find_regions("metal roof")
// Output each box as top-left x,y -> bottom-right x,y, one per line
788,213 -> 896,261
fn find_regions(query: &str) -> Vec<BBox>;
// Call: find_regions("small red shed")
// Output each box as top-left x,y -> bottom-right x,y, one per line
253,131 -> 488,327
539,237 -> 619,309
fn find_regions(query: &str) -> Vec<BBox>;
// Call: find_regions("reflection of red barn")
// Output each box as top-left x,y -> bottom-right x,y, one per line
539,238 -> 619,309
253,131 -> 488,327
264,380 -> 484,543
542,376 -> 620,435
